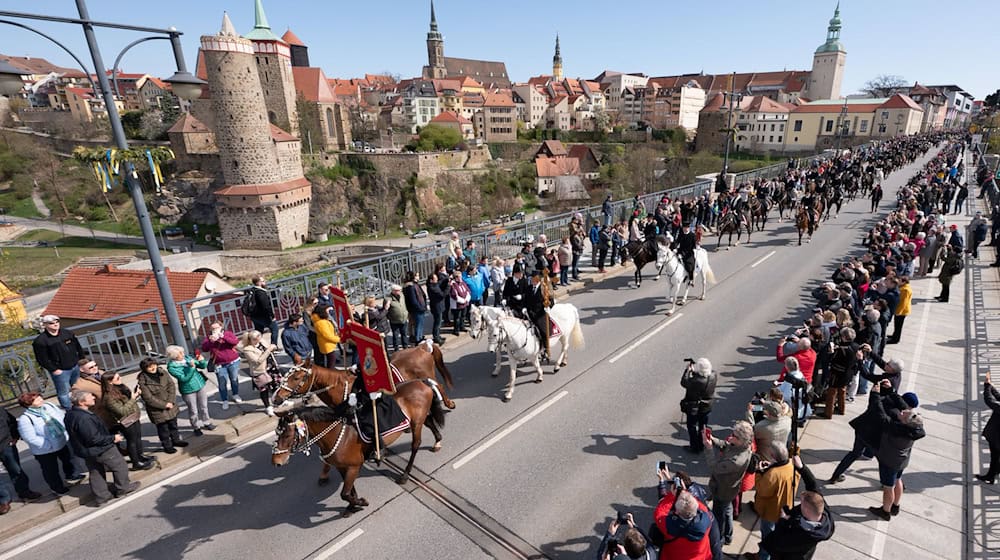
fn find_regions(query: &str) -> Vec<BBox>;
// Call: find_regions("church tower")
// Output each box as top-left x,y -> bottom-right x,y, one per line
245,0 -> 299,135
282,28 -> 309,68
552,35 -> 563,81
422,0 -> 447,80
808,3 -> 846,100
202,12 -> 311,251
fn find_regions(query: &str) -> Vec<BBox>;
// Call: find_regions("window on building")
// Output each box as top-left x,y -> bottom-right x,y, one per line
794,120 -> 802,132
860,120 -> 869,132
794,136 -> 798,142
778,136 -> 782,142
770,124 -> 775,131
769,136 -> 774,143
825,120 -> 834,133
246,224 -> 252,236
780,124 -> 785,131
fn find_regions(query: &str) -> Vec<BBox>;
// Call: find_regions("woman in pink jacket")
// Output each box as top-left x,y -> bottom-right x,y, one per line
201,322 -> 241,411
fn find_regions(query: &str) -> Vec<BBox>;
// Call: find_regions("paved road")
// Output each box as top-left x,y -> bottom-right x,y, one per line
0,148 -> 943,560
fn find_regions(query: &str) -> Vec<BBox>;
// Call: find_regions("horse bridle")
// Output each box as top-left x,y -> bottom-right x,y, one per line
656,245 -> 682,278
272,382 -> 351,463
275,364 -> 335,401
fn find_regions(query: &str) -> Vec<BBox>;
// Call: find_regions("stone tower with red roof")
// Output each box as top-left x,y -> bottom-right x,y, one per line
808,3 -> 847,100
200,11 -> 311,250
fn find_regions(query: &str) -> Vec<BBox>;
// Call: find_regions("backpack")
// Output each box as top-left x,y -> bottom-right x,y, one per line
241,289 -> 258,316
976,222 -> 988,242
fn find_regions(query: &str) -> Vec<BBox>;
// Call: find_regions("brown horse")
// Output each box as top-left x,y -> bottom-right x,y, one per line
271,390 -> 445,515
795,204 -> 822,245
624,235 -> 670,287
272,363 -> 444,472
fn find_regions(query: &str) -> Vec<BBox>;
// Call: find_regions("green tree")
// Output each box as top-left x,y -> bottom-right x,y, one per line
120,110 -> 145,140
416,124 -> 462,151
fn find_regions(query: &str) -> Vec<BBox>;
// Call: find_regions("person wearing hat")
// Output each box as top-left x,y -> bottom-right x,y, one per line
501,262 -> 529,317
947,224 -> 964,252
523,269 -> 552,361
672,222 -> 698,286
32,315 -> 86,411
968,211 -> 988,259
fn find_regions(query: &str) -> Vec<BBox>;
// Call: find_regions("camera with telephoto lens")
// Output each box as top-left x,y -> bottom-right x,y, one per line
750,391 -> 767,413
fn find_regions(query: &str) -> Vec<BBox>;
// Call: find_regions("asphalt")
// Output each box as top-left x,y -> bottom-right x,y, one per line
0,144 -> 981,560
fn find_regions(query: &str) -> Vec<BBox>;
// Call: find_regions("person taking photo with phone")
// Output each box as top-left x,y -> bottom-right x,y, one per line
596,511 -> 655,560
680,358 -> 717,453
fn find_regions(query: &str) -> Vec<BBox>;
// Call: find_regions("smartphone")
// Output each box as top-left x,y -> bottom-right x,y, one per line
657,460 -> 667,472
751,404 -> 763,412
616,510 -> 628,524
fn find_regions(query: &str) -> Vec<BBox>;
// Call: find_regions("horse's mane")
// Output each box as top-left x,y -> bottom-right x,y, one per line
296,405 -> 348,423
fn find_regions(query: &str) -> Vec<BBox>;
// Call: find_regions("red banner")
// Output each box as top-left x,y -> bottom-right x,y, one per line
348,323 -> 394,394
329,286 -> 352,330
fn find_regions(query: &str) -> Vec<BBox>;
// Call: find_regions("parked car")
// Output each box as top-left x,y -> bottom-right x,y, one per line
511,211 -> 526,221
437,226 -> 455,235
493,215 -> 507,224
163,226 -> 185,239
410,230 -> 429,239
476,220 -> 491,228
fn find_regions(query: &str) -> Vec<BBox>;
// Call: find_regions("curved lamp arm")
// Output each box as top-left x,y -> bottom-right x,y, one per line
0,18 -> 98,94
111,35 -> 168,97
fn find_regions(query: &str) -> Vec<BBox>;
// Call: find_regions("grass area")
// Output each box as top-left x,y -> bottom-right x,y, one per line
291,229 -> 409,251
1,234 -> 141,279
0,191 -> 42,219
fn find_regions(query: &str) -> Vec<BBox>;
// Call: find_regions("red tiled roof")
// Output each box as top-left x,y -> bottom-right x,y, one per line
292,67 -> 336,103
430,111 -> 472,125
146,77 -> 169,90
880,93 -> 923,111
365,74 -> 396,86
270,124 -> 297,142
539,139 -> 568,157
65,87 -> 94,99
43,266 -> 208,324
167,113 -> 211,134
214,177 -> 310,197
746,96 -> 791,113
0,55 -> 76,76
106,71 -> 146,81
535,156 -> 580,177
459,76 -> 482,89
483,89 -> 514,107
281,29 -> 306,47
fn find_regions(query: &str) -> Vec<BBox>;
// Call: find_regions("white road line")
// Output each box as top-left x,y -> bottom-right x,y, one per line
750,250 -> 777,268
903,298 -> 932,395
870,520 -> 888,559
452,390 -> 569,470
313,528 -> 365,560
608,313 -> 684,364
0,430 -> 275,560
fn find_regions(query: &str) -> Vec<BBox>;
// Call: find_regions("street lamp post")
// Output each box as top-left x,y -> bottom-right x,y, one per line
0,2 -> 205,350
834,98 -> 849,152
717,72 -> 742,193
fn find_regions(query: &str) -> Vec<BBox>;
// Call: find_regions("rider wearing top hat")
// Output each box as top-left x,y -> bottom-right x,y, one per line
523,270 -> 553,362
672,223 -> 698,286
502,262 -> 530,319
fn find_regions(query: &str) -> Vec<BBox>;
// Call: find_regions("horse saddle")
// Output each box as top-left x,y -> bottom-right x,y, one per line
353,394 -> 410,444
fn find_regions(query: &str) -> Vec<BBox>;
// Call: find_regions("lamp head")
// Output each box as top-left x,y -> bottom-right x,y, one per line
164,71 -> 206,101
0,60 -> 25,97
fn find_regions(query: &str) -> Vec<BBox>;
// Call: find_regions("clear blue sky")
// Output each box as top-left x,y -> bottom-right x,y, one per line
2,0 -> 996,99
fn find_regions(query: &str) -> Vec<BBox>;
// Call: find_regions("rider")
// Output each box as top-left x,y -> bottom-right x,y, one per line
643,215 -> 660,256
501,262 -> 530,318
673,223 -> 698,286
523,270 -> 553,362
801,186 -> 818,231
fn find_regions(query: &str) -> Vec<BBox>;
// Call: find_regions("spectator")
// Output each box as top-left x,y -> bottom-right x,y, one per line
488,258 -> 507,306
868,381 -> 925,520
31,315 -> 86,410
828,383 -> 913,484
747,400 -> 792,451
823,327 -> 861,418
1,406 -> 42,503
680,358 -> 717,453
100,372 -> 154,470
589,221 -> 601,267
361,295 -> 391,335
652,489 -> 715,560
777,336 -> 816,385
201,322 -> 242,410
387,284 -> 410,352
165,345 -> 215,437
449,271 -> 471,334
759,455 -> 834,560
463,264 -> 486,307
598,225 -> 612,273
568,214 -> 586,280
403,270 -> 428,343
946,223 -> 964,252
976,372 -> 1000,484
447,232 -> 461,261
778,357 -> 811,425
596,512 -> 656,560
244,276 -> 280,346
858,344 -> 904,391
65,390 -> 138,505
886,277 -> 912,344
16,393 -> 84,496
237,330 -> 278,417
316,282 -> 333,308
477,256 -> 493,306
311,304 -> 341,367
936,245 -> 962,302
427,265 -> 449,344
72,359 -> 114,428
281,313 -> 312,365
705,420 -> 753,545
745,442 -> 798,560
301,298 -> 320,362
602,194 -> 613,226
463,240 -> 478,264
556,237 -> 573,286
137,358 -> 189,454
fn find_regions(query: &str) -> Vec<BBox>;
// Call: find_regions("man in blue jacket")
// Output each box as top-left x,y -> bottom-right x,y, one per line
65,390 -> 138,505
589,221 -> 601,267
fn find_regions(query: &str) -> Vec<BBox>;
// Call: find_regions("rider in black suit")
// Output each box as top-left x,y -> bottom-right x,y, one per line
501,263 -> 530,318
672,224 -> 698,286
523,270 -> 552,361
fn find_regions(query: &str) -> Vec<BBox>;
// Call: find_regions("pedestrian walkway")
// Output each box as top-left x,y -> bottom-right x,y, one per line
727,148 -> 982,560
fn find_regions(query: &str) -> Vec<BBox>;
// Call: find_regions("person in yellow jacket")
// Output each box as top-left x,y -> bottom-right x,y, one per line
312,304 -> 340,367
887,276 -> 912,344
745,441 -> 799,560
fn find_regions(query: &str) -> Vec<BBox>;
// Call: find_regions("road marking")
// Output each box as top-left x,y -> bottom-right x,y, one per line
903,298 -> 932,395
452,390 -> 569,470
314,528 -> 364,559
0,430 -> 275,560
750,250 -> 777,268
870,520 -> 888,559
608,313 -> 684,364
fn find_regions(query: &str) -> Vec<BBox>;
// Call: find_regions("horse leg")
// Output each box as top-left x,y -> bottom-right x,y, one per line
553,334 -> 568,371
339,466 -> 365,515
491,346 -> 502,377
318,462 -> 332,486
699,270 -> 708,300
534,353 -> 544,383
503,353 -> 517,402
397,424 -> 422,485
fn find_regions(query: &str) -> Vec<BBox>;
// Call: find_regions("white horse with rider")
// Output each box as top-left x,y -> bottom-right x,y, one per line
468,304 -> 584,402
654,237 -> 716,315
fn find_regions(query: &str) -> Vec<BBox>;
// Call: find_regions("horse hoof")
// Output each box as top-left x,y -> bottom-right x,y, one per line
396,475 -> 410,485
559,361 -> 568,367
502,395 -> 512,402
553,366 -> 560,373
666,310 -> 674,316
318,478 -> 330,487
445,400 -> 456,409
534,377 -> 543,384
356,498 -> 369,507
491,372 -> 499,377
432,442 -> 442,452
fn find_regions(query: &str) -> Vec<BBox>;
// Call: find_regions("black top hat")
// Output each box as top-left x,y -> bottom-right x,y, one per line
512,263 -> 523,274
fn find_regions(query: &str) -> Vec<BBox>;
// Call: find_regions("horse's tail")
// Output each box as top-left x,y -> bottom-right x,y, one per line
569,306 -> 585,349
703,258 -> 717,285
431,343 -> 454,389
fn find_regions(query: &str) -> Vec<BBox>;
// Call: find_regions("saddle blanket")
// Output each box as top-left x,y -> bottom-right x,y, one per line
354,393 -> 410,444
389,364 -> 405,385
548,318 -> 562,338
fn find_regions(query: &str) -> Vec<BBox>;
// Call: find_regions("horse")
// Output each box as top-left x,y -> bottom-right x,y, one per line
795,205 -> 821,245
716,210 -> 751,248
776,189 -> 797,222
747,196 -> 770,231
654,241 -> 716,316
468,303 -> 584,402
271,396 -> 445,516
623,238 -> 658,287
271,363 -> 444,488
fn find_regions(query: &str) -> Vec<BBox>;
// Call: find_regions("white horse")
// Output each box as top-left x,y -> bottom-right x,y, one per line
654,242 -> 716,315
469,304 -> 585,402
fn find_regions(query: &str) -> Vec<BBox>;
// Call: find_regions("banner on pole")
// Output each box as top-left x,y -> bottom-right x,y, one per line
329,286 -> 352,331
347,323 -> 394,394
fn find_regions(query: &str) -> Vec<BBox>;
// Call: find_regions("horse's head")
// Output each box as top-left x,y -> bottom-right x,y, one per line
469,305 -> 483,339
271,366 -> 312,407
271,411 -> 304,467
654,241 -> 671,270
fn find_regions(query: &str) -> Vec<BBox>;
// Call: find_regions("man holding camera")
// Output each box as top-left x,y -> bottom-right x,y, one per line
680,358 -> 717,453
705,421 -> 754,546
744,442 -> 798,560
755,455 -> 834,560
822,328 -> 862,418
596,511 -> 656,560
650,465 -> 717,560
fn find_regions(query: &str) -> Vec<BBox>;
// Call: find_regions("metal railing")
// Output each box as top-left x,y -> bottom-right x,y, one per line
0,143 -> 866,404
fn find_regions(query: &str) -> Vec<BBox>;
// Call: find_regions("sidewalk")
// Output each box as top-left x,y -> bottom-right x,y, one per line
729,150 -> 978,560
0,247 -> 630,544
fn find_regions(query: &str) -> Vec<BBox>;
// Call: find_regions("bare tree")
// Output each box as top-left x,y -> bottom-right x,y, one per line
862,75 -> 908,98
625,146 -> 663,195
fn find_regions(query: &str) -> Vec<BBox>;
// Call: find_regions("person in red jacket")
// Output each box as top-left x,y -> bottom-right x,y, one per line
776,336 -> 816,384
652,489 -> 715,560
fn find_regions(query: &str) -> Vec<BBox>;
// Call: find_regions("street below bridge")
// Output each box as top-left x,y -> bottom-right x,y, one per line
0,147 -> 953,560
